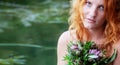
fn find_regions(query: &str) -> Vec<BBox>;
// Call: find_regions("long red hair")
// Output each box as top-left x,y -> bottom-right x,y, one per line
68,0 -> 120,56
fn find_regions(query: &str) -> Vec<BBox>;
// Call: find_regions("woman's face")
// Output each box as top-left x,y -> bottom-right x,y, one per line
82,0 -> 106,30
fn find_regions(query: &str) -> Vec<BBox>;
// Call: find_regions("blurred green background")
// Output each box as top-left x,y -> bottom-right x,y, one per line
0,0 -> 69,65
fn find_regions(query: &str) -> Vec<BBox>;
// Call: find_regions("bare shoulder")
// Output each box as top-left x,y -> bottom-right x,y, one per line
57,31 -> 74,52
57,30 -> 76,65
58,31 -> 71,44
58,30 -> 75,44
57,30 -> 77,46
113,40 -> 120,65
114,40 -> 120,50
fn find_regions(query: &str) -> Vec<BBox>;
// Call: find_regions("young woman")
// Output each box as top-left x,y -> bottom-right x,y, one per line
57,0 -> 120,65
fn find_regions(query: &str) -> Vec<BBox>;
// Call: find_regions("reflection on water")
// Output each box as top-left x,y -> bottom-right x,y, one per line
0,23 -> 68,65
0,44 -> 56,65
0,0 -> 69,26
0,0 -> 69,65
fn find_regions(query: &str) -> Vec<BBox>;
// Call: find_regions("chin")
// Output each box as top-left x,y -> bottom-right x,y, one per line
84,25 -> 95,29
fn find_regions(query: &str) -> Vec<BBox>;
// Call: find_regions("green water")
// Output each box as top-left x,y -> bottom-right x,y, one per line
0,23 -> 68,65
0,0 -> 69,65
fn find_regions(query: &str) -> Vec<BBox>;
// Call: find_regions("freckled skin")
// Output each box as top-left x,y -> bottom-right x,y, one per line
57,0 -> 120,65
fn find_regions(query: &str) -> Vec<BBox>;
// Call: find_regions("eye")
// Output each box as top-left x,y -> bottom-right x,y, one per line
85,1 -> 92,7
98,5 -> 104,11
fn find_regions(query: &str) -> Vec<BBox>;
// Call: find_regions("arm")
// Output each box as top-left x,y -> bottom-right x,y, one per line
57,31 -> 73,65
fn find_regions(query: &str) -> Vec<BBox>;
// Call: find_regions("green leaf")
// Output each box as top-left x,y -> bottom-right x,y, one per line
93,63 -> 97,65
88,55 -> 98,59
83,41 -> 94,50
77,41 -> 83,50
107,49 -> 117,63
104,49 -> 117,63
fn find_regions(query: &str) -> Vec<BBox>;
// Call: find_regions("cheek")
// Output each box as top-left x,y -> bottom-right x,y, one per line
97,16 -> 106,25
100,16 -> 105,23
82,6 -> 88,17
97,13 -> 105,22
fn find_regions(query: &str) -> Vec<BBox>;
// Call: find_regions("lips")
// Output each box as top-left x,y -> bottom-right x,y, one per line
86,18 -> 96,23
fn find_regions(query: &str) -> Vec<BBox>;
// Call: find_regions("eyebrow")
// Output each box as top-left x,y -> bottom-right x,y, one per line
99,4 -> 104,7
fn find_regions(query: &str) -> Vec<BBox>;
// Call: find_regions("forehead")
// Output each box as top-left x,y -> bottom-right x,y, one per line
86,0 -> 104,5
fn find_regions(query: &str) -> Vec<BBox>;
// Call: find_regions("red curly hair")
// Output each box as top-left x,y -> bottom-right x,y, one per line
68,0 -> 120,56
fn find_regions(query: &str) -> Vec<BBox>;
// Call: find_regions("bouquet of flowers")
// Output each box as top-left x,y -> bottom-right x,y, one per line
64,41 -> 117,65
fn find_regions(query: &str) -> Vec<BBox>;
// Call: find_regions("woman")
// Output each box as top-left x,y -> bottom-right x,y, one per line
57,0 -> 120,65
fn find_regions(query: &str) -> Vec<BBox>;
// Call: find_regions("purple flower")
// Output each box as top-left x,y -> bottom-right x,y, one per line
71,45 -> 79,50
70,44 -> 81,55
64,41 -> 117,65
89,49 -> 102,58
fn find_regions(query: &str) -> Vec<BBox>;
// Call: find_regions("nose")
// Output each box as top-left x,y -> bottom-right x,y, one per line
89,7 -> 97,18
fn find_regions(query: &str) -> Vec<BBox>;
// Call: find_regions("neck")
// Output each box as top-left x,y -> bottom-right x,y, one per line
88,27 -> 105,44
